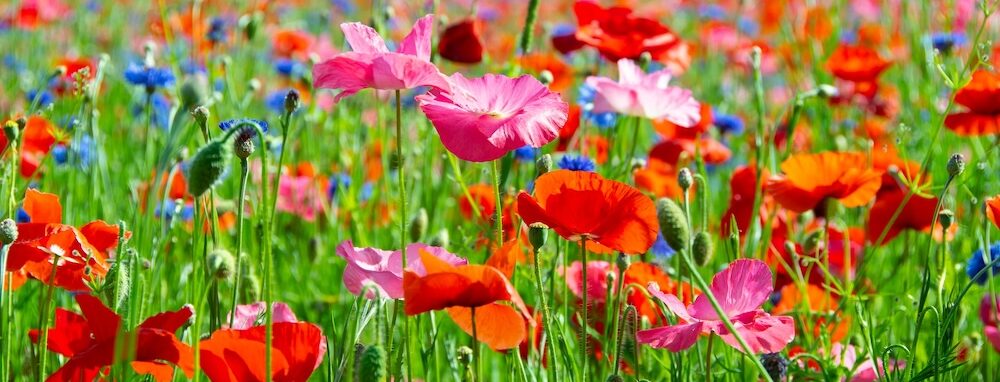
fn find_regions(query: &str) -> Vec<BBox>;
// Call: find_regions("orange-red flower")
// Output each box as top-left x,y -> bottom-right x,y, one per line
564,1 -> 690,73
403,249 -> 531,350
3,189 -> 125,291
519,53 -> 573,92
633,159 -> 687,199
721,166 -> 786,237
1,116 -> 61,178
988,196 -> 1000,230
200,322 -> 326,382
517,170 -> 658,254
648,137 -> 732,166
945,70 -> 1000,136
437,18 -> 485,64
773,284 -> 850,343
30,294 -> 194,381
826,44 -> 891,83
272,29 -> 315,59
767,151 -> 882,213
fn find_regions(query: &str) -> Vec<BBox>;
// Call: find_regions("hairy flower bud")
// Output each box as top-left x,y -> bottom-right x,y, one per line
692,231 -> 713,266
656,198 -> 689,251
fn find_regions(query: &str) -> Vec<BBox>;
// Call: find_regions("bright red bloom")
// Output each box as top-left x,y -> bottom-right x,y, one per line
517,170 -> 659,255
29,294 -> 194,381
633,159 -> 687,199
200,322 -> 326,382
987,196 -> 1000,230
648,137 -> 732,166
721,166 -> 782,237
767,151 -> 882,213
867,189 -> 940,246
437,18 -> 485,64
826,44 -> 891,83
563,1 -> 691,73
3,189 -> 125,291
945,70 -> 1000,136
272,29 -> 315,59
0,116 -> 61,178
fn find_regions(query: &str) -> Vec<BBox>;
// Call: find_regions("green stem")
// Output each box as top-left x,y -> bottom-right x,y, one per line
228,159 -> 250,328
530,239 -> 557,376
517,0 -> 541,55
394,90 -> 413,382
471,306 -> 480,382
37,255 -> 60,381
491,160 -> 504,247
579,237 -> 589,382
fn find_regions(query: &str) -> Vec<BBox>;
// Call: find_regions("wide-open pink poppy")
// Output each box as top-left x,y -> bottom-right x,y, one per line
417,73 -> 568,162
312,15 -> 450,102
585,59 -> 700,125
336,240 -> 467,299
636,259 -> 794,353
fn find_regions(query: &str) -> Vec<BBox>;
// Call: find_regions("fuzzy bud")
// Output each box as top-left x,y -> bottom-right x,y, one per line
615,253 -> 630,272
188,138 -> 233,197
0,218 -> 18,243
180,79 -> 206,110
528,223 -> 547,251
761,353 -> 789,382
358,344 -> 386,382
207,248 -> 235,280
410,208 -> 428,242
677,168 -> 693,191
192,106 -> 210,129
656,198 -> 689,251
947,153 -> 965,178
535,154 -> 553,178
606,375 -> 624,382
692,232 -> 713,266
234,131 -> 256,159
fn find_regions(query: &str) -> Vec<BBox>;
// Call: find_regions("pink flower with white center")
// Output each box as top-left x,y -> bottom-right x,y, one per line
585,59 -> 700,125
636,259 -> 794,353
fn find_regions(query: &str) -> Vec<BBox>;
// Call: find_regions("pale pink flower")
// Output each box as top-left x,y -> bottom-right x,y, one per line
226,302 -> 299,330
276,174 -> 325,222
585,59 -> 700,125
636,259 -> 794,353
417,73 -> 568,162
312,15 -> 450,102
562,261 -> 618,303
336,241 -> 468,299
982,295 -> 1000,352
822,343 -> 904,382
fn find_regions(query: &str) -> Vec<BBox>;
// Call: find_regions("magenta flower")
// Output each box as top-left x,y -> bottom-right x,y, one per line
276,174 -> 325,222
226,302 -> 299,330
312,15 -> 451,102
585,59 -> 700,125
336,241 -> 467,299
417,73 -> 568,162
982,295 -> 1000,352
636,259 -> 794,353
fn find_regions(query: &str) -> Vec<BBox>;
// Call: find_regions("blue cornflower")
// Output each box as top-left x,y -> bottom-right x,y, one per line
274,58 -> 303,77
16,208 -> 30,223
558,155 -> 596,172
577,83 -> 619,128
52,144 -> 69,165
133,93 -> 171,130
124,62 -> 176,89
219,118 -> 269,133
930,32 -> 966,54
27,89 -> 54,108
713,112 -> 745,135
328,174 -> 352,200
514,146 -> 537,162
4,54 -> 24,72
650,233 -> 675,259
180,60 -> 207,75
360,182 -> 374,202
265,90 -> 289,113
968,242 -> 1000,285
207,17 -> 227,43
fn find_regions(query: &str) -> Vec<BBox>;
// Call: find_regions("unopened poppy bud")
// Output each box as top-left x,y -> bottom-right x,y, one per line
180,79 -> 206,110
816,84 -> 838,98
692,231 -> 713,266
248,78 -> 261,92
3,121 -> 18,146
15,117 -> 27,130
284,89 -> 300,113
606,375 -> 624,382
616,253 -> 630,272
207,248 -> 235,280
528,223 -> 548,251
359,344 -> 386,382
656,198 -> 689,251
234,129 -> 256,159
54,66 -> 67,77
677,168 -> 693,191
631,158 -> 647,173
240,12 -> 262,41
1,218 -> 18,243
783,241 -> 797,257
538,70 -> 554,86
352,343 -> 366,382
429,229 -> 450,248
188,138 -> 233,197
939,209 -> 955,230
192,106 -> 210,129
410,208 -> 428,242
947,153 -> 965,178
535,154 -> 553,178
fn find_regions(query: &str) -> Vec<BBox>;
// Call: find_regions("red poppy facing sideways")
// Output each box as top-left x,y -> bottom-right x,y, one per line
437,18 -> 485,64
417,73 -> 568,162
565,1 -> 691,73
1,116 -> 60,178
517,170 -> 658,254
403,249 -> 532,350
945,70 -> 1000,135
767,151 -> 882,213
30,294 -> 194,381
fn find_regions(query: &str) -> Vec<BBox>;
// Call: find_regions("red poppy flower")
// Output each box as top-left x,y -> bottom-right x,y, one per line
437,18 -> 485,64
272,29 -> 315,59
200,322 -> 326,382
556,105 -> 582,151
457,184 -> 516,240
3,189 -> 125,291
519,53 -> 573,91
721,166 -> 784,237
564,1 -> 691,73
518,170 -> 658,255
766,225 -> 862,288
773,284 -> 850,343
987,196 -> 1000,230
867,188 -> 940,245
403,249 -> 532,350
648,137 -> 732,166
826,44 -> 891,83
945,70 -> 1000,136
0,116 -> 60,178
29,294 -> 194,381
767,151 -> 882,213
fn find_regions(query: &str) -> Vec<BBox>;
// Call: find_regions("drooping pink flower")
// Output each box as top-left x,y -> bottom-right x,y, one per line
982,295 -> 1000,352
562,261 -> 618,303
585,59 -> 700,125
636,259 -> 794,353
226,302 -> 299,330
417,73 -> 568,162
336,241 -> 468,299
312,15 -> 451,102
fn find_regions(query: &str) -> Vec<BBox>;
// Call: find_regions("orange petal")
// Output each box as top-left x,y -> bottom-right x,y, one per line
447,303 -> 527,351
24,189 -> 62,224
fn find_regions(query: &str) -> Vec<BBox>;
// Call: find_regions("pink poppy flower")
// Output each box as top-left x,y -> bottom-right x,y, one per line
563,261 -> 618,303
336,241 -> 468,299
820,343 -> 904,382
982,295 -> 1000,352
276,174 -> 325,222
226,302 -> 299,330
585,59 -> 700,126
312,14 -> 451,102
417,73 -> 568,162
636,259 -> 794,353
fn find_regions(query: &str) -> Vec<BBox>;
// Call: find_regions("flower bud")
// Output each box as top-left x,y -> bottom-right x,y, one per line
284,89 -> 301,113
802,230 -> 823,254
656,198 -> 689,251
1,218 -> 18,243
3,121 -> 18,149
207,248 -> 235,280
606,375 -> 624,382
234,129 -> 256,159
816,84 -> 838,98
188,138 -> 233,197
638,52 -> 652,67
947,153 -> 965,178
428,229 -> 450,248
180,78 -> 206,110
535,154 -> 553,178
359,344 -> 386,382
410,208 -> 428,242
615,253 -> 630,272
677,168 -> 693,191
538,70 -> 554,86
692,231 -> 713,266
938,209 -> 955,230
760,352 -> 789,382
192,106 -> 210,130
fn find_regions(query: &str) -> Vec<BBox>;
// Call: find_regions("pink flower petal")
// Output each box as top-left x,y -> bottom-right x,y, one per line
636,322 -> 703,352
689,259 -> 773,320
646,282 -> 693,322
713,311 -> 794,354
397,15 -> 434,61
340,22 -> 389,54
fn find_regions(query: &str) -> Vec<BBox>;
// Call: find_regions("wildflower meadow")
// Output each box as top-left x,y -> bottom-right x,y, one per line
4,0 -> 1000,381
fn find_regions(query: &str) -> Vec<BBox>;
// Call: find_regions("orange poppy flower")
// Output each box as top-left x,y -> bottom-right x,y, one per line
518,170 -> 658,254
0,116 -> 60,178
457,184 -> 516,239
826,44 -> 891,83
945,70 -> 1000,136
767,151 -> 882,213
4,189 -> 125,291
485,239 -> 532,279
653,103 -> 712,140
200,322 -> 326,382
519,53 -> 573,92
988,196 -> 1000,230
272,29 -> 314,59
437,18 -> 485,64
403,249 -> 531,350
633,159 -> 687,199
556,105 -> 582,152
803,6 -> 833,40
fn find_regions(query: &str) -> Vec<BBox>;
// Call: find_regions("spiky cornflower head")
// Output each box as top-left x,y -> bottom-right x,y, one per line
713,112 -> 744,135
124,62 -> 175,91
947,153 -> 965,178
557,154 -> 596,172
284,89 -> 300,113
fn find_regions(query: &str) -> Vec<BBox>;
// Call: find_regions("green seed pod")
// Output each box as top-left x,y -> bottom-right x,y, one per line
359,344 -> 386,382
428,229 -> 449,248
528,223 -> 547,252
656,198 -> 689,251
535,154 -> 553,178
352,343 -> 366,382
410,208 -> 428,242
947,153 -> 965,178
103,253 -> 131,310
692,232 -> 713,266
0,218 -> 17,243
207,248 -> 235,281
188,138 -> 233,197
615,253 -> 630,272
538,70 -> 554,86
